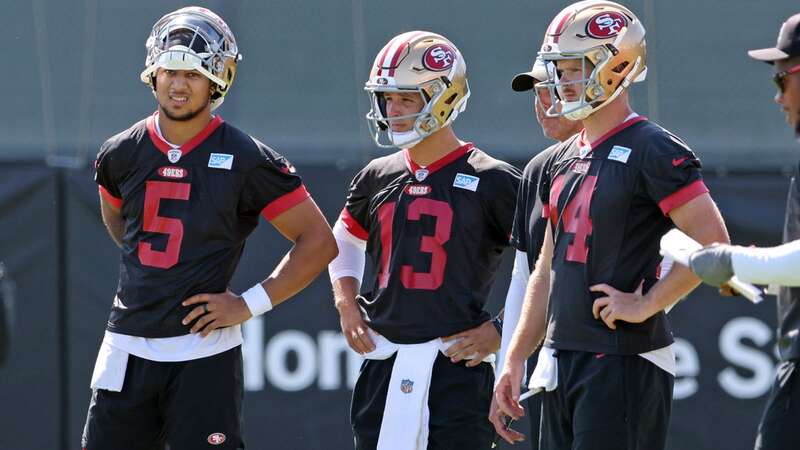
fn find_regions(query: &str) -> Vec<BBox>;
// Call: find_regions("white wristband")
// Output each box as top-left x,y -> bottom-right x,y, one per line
241,283 -> 273,316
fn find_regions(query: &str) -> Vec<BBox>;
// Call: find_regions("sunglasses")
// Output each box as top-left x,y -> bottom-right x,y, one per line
773,63 -> 800,93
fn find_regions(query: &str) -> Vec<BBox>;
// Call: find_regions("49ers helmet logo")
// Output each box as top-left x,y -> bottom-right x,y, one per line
586,12 -> 627,38
422,44 -> 455,71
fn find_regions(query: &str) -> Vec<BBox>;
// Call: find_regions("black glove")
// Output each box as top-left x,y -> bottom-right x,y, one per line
688,245 -> 734,287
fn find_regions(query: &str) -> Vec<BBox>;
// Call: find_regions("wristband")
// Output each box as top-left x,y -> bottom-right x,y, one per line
241,283 -> 273,316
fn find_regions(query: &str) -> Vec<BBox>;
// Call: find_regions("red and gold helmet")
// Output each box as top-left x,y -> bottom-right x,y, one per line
365,31 -> 470,148
537,0 -> 647,120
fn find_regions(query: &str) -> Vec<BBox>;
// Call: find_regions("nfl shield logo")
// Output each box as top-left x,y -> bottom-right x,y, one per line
167,149 -> 182,163
400,379 -> 414,394
415,169 -> 429,181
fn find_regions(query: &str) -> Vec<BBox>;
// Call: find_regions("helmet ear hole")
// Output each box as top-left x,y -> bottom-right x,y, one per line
612,61 -> 630,74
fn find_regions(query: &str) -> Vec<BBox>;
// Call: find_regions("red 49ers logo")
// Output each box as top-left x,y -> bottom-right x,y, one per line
585,11 -> 628,38
207,433 -> 226,445
422,44 -> 455,71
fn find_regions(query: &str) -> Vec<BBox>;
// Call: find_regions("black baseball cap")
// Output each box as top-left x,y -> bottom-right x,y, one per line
511,58 -> 549,92
748,13 -> 800,64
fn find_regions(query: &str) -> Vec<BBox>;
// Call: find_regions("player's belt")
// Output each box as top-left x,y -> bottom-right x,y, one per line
361,331 -> 494,450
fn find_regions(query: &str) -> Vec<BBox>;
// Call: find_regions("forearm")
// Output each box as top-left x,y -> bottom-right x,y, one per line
496,250 -> 530,377
332,277 -> 360,312
641,263 -> 701,316
729,240 -> 800,286
261,231 -> 337,307
506,233 -> 551,366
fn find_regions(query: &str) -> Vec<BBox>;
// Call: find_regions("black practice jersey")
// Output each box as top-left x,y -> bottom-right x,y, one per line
340,143 -> 521,343
539,116 -> 707,354
95,114 -> 308,338
511,146 -> 561,271
778,161 -> 800,361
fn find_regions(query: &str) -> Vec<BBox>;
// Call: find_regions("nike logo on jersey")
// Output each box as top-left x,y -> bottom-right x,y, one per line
672,157 -> 688,167
208,153 -> 234,170
607,146 -> 632,164
453,173 -> 480,192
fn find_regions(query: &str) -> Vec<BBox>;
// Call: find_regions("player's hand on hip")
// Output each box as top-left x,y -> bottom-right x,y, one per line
338,302 -> 375,355
442,320 -> 500,367
688,243 -> 734,287
494,360 -> 526,423
590,282 -> 649,330
182,289 -> 253,337
489,394 -> 526,444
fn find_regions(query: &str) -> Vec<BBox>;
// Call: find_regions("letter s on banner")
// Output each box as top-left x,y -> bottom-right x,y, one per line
718,317 -> 775,399
673,338 -> 700,400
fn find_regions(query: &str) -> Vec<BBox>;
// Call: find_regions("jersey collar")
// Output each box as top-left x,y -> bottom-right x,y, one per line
146,112 -> 224,157
403,142 -> 474,177
576,115 -> 646,151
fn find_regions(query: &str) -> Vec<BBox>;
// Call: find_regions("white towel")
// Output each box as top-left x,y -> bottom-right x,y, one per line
362,331 -> 494,450
90,339 -> 129,392
527,346 -> 558,394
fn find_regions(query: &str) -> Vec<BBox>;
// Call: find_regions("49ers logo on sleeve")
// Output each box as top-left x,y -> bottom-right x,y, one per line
404,184 -> 432,196
422,44 -> 455,71
157,166 -> 188,179
586,12 -> 628,38
207,433 -> 226,445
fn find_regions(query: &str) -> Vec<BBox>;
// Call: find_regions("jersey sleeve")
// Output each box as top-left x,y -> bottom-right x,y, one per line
640,131 -> 708,216
511,161 -> 539,252
485,162 -> 522,242
94,140 -> 124,208
338,166 -> 372,241
239,146 -> 310,221
511,154 -> 546,253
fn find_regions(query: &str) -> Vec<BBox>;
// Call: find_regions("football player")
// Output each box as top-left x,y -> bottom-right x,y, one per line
328,31 -> 521,449
490,56 -> 583,448
494,2 -> 730,449
82,7 -> 337,449
689,13 -> 800,450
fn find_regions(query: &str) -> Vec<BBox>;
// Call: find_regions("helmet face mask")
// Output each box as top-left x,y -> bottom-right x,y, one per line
141,7 -> 241,111
538,47 -> 611,120
537,1 -> 647,121
365,31 -> 470,149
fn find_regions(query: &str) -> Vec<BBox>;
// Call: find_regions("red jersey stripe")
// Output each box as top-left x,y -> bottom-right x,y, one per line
403,142 -> 474,175
98,185 -> 122,209
658,180 -> 709,216
339,207 -> 369,241
146,113 -> 224,157
260,185 -> 311,221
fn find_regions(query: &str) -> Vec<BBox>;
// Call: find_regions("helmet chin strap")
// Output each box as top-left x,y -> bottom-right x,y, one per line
389,129 -> 424,148
562,101 -> 594,121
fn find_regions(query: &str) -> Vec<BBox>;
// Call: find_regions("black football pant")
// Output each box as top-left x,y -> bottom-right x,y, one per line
82,346 -> 244,450
540,350 -> 673,450
755,359 -> 800,450
351,352 -> 494,450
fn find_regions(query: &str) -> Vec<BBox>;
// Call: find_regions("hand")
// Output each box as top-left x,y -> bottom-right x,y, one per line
590,282 -> 651,330
688,244 -> 734,287
338,302 -> 375,354
493,359 -> 527,428
442,320 -> 500,367
719,283 -> 738,297
489,395 -> 526,445
182,289 -> 253,337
